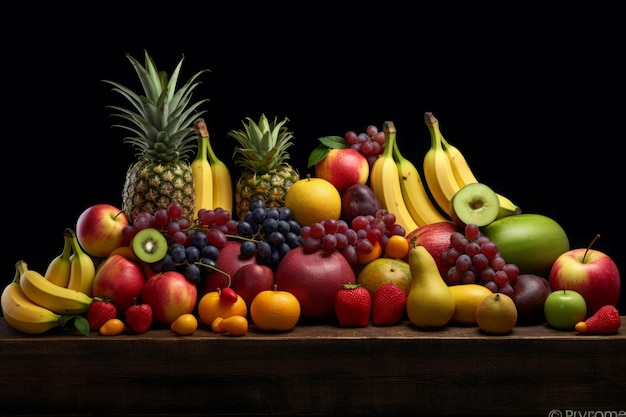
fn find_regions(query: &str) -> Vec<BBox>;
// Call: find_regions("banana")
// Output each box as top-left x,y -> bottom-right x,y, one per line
423,112 -> 460,217
369,121 -> 419,235
437,118 -> 522,219
44,228 -> 73,287
191,117 -> 214,214
67,228 -> 96,297
196,118 -> 233,213
2,267 -> 64,334
393,139 -> 450,226
17,260 -> 92,315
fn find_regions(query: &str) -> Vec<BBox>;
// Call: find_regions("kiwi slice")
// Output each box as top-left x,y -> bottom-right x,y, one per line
132,228 -> 168,263
450,182 -> 500,227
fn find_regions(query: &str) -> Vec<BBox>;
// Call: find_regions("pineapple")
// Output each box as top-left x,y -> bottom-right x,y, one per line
228,114 -> 300,219
103,51 -> 209,222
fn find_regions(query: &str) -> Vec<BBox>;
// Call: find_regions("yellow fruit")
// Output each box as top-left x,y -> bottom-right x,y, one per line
250,287 -> 301,332
449,284 -> 493,324
212,315 -> 248,336
99,318 -> 125,336
356,257 -> 412,296
284,176 -> 341,227
197,290 -> 248,326
170,313 -> 198,335
475,293 -> 518,334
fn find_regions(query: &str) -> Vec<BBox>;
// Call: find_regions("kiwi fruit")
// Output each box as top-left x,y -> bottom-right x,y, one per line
450,182 -> 500,227
132,228 -> 168,263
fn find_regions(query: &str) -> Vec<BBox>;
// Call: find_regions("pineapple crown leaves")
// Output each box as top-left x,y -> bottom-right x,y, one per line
228,114 -> 295,173
102,50 -> 210,163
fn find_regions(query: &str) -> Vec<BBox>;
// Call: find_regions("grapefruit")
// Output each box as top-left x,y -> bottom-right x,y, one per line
275,247 -> 355,322
284,176 -> 342,227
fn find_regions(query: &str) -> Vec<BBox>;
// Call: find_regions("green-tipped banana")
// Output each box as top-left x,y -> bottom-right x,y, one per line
67,228 -> 96,297
44,228 -> 73,287
18,260 -> 92,315
2,266 -> 65,334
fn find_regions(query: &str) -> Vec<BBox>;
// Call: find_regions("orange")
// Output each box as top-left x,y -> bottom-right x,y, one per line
170,313 -> 198,335
357,240 -> 383,265
449,284 -> 493,324
197,289 -> 248,326
475,293 -> 518,334
356,257 -> 412,296
250,287 -> 301,332
284,176 -> 341,227
385,235 -> 410,259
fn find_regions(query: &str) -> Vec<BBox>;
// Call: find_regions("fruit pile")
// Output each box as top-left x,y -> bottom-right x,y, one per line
2,51 -> 622,338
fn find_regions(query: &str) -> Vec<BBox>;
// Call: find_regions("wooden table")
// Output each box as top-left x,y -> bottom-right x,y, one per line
1,317 -> 625,416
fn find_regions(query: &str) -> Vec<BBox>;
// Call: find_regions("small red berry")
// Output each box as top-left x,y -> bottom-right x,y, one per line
125,304 -> 153,334
87,300 -> 118,331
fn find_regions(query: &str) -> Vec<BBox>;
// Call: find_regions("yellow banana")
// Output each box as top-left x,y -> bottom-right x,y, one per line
17,260 -> 92,315
2,267 -> 64,334
67,228 -> 96,297
423,112 -> 460,217
393,139 -> 450,226
438,120 -> 522,219
369,121 -> 419,235
44,228 -> 73,287
191,117 -> 214,214
197,118 -> 233,213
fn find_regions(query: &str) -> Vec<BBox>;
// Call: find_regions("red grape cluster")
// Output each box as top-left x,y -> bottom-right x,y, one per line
344,125 -> 386,167
441,223 -> 520,297
299,209 -> 405,266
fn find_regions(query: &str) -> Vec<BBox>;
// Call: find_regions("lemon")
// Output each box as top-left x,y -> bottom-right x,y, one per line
284,176 -> 341,227
449,284 -> 493,324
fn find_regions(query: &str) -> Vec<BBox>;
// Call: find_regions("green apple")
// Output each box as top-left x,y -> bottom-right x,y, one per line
543,289 -> 587,330
481,213 -> 570,277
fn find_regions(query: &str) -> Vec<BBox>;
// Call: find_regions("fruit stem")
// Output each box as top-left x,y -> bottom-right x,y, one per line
582,233 -> 601,263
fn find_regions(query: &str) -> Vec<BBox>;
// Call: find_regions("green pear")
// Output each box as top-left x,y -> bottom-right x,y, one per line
406,245 -> 455,327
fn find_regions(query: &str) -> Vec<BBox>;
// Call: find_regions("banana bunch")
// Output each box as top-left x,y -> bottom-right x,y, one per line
44,228 -> 73,287
1,266 -> 65,334
422,112 -> 521,219
393,138 -> 450,227
370,121 -> 419,234
67,228 -> 96,297
193,118 -> 233,213
1,260 -> 93,334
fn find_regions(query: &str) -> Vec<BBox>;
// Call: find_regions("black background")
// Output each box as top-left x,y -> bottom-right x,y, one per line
4,5 -> 624,312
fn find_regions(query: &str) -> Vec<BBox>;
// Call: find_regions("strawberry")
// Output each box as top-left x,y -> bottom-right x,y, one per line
372,283 -> 407,326
87,299 -> 118,331
575,305 -> 621,335
125,304 -> 153,334
334,284 -> 371,327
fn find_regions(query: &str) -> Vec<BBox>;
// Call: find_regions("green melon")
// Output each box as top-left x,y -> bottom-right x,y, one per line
481,214 -> 570,278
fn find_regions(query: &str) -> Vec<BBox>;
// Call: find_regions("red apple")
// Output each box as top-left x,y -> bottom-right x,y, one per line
231,263 -> 275,307
141,271 -> 197,325
405,221 -> 461,279
315,148 -> 369,194
201,241 -> 257,296
549,237 -> 621,316
92,254 -> 146,312
76,203 -> 129,258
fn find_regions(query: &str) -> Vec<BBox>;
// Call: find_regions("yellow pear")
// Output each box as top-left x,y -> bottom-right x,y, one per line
406,245 -> 455,327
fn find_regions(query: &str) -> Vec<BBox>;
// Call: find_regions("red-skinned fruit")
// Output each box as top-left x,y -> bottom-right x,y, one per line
220,287 -> 238,304
334,284 -> 371,327
87,299 -> 118,331
125,303 -> 153,334
372,283 -> 407,326
575,305 -> 621,335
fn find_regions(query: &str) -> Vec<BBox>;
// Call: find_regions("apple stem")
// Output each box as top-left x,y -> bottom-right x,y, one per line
583,234 -> 601,263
